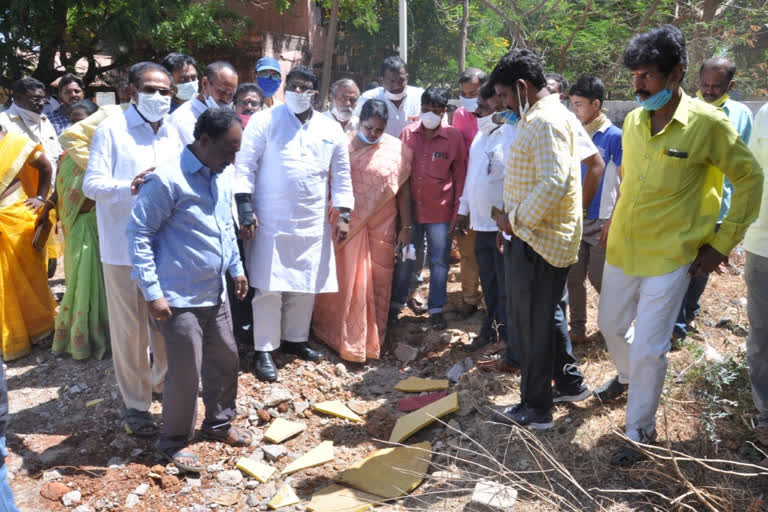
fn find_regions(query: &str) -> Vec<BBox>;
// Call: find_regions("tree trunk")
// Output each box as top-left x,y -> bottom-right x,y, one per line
33,0 -> 69,85
319,0 -> 340,109
459,0 -> 469,72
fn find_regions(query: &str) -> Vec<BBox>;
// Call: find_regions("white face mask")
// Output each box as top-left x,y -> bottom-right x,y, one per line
459,96 -> 478,113
385,89 -> 407,101
420,111 -> 442,130
15,103 -> 42,125
205,94 -> 233,111
331,104 -> 353,122
285,91 -> 314,114
136,92 -> 171,122
175,80 -> 198,101
476,113 -> 498,135
517,83 -> 531,119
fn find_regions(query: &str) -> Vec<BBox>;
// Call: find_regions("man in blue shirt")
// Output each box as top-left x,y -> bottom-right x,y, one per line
673,56 -> 754,343
566,75 -> 622,344
127,108 -> 251,472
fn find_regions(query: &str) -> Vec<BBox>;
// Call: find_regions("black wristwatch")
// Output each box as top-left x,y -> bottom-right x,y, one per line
35,195 -> 45,202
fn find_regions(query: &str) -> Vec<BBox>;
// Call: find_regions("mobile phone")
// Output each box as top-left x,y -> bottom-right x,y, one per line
32,220 -> 52,251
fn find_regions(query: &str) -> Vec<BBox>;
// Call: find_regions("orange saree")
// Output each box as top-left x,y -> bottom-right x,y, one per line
312,134 -> 411,362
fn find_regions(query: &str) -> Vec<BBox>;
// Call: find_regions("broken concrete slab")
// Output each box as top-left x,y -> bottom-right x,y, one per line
313,400 -> 363,423
262,444 -> 288,461
307,484 -> 380,512
446,357 -> 473,382
268,484 -> 300,509
263,418 -> 306,443
281,440 -> 334,475
394,377 -> 450,392
397,391 -> 450,412
394,343 -> 419,363
337,441 -> 432,499
389,393 -> 459,443
471,479 -> 518,511
236,457 -> 277,483
264,386 -> 294,407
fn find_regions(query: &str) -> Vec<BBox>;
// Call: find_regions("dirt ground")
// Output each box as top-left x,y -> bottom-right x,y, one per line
6,248 -> 768,511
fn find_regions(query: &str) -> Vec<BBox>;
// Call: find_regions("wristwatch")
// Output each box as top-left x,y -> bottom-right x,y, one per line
339,211 -> 351,223
35,195 -> 45,202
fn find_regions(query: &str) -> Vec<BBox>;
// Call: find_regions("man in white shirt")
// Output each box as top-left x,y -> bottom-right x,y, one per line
355,56 -> 424,138
234,66 -> 354,382
324,78 -> 360,134
167,61 -> 238,146
744,102 -> 768,443
83,61 -> 179,437
455,82 -> 515,360
0,77 -> 62,178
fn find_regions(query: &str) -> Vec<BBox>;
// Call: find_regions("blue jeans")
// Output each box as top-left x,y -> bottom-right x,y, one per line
391,222 -> 451,314
0,437 -> 19,512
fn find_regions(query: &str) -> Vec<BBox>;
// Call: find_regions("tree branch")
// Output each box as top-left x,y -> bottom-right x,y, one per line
604,0 -> 662,83
558,0 -> 594,72
475,0 -> 527,47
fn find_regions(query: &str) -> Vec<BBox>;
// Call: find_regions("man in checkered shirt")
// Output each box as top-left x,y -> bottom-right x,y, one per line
490,49 -> 593,430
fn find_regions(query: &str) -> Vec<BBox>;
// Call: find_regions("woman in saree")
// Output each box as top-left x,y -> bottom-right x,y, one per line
0,127 -> 56,361
313,99 -> 413,362
37,101 -> 112,360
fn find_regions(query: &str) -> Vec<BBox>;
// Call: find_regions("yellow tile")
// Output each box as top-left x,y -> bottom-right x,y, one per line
264,418 -> 307,443
268,484 -> 300,509
236,457 -> 276,483
281,440 -> 334,475
336,441 -> 432,499
388,393 -> 459,443
394,377 -> 450,392
307,484 -> 380,512
312,400 -> 363,423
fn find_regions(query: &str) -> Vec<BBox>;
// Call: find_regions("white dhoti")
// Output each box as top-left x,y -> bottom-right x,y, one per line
251,289 -> 315,351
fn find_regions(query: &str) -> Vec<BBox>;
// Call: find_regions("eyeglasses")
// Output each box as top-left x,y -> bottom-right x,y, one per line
237,99 -> 263,107
140,86 -> 173,96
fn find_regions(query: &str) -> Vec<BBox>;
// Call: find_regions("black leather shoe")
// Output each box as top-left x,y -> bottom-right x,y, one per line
253,351 -> 277,382
280,342 -> 324,362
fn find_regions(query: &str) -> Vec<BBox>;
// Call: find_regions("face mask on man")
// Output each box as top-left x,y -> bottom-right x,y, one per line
636,88 -> 673,111
136,91 -> 171,122
285,91 -> 314,114
458,96 -> 478,113
385,89 -> 407,101
476,113 -> 498,134
175,80 -> 198,101
420,111 -> 442,130
205,94 -> 233,111
331,104 -> 354,122
257,76 -> 281,98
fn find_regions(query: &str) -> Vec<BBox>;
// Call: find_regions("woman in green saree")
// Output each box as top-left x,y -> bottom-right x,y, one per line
38,101 -> 110,360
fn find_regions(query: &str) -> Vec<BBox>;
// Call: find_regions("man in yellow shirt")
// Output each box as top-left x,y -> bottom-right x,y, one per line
597,25 -> 763,465
490,49 -> 592,430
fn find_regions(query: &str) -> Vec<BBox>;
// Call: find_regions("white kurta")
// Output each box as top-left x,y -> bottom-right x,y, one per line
234,105 -> 354,293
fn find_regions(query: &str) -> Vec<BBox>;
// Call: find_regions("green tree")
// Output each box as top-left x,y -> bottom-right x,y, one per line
0,0 -> 246,91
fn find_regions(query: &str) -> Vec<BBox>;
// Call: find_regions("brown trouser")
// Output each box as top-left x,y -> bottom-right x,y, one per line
456,228 -> 481,305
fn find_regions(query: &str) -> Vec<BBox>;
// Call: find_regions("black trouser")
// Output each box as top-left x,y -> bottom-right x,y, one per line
156,302 -> 239,453
227,236 -> 254,343
504,237 -> 584,410
475,230 -> 511,346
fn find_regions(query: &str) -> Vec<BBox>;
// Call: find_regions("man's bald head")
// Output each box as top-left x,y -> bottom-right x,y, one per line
698,57 -> 736,104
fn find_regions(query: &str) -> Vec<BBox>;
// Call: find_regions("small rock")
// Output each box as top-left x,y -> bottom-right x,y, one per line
264,386 -> 293,407
246,479 -> 260,489
207,461 -> 225,473
74,506 -> 92,512
150,464 -> 165,474
106,456 -> 123,467
249,448 -> 265,462
130,448 -> 144,458
124,493 -> 140,509
471,479 -> 517,511
267,408 -> 280,418
41,482 -> 69,501
447,419 -> 461,431
165,464 -> 180,475
69,384 -> 82,394
262,444 -> 287,461
187,476 -> 202,488
62,490 -> 82,506
256,409 -> 272,423
394,343 -> 419,363
160,475 -> 179,489
733,325 -> 749,337
293,401 -> 309,414
133,483 -> 150,496
334,363 -> 347,376
246,493 -> 260,507
92,498 -> 109,510
42,469 -> 63,482
446,357 -> 473,382
277,402 -> 289,413
216,469 -> 243,486
716,317 -> 734,328
347,399 -> 368,415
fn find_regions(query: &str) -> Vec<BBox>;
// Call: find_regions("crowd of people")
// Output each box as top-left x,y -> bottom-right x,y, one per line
0,21 -> 767,507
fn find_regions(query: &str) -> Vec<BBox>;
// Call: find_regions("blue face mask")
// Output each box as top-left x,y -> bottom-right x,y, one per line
357,130 -> 382,145
636,88 -> 673,111
499,110 -> 519,125
257,76 -> 281,98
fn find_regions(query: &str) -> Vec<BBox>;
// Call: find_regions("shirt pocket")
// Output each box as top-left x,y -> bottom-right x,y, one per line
646,150 -> 694,196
